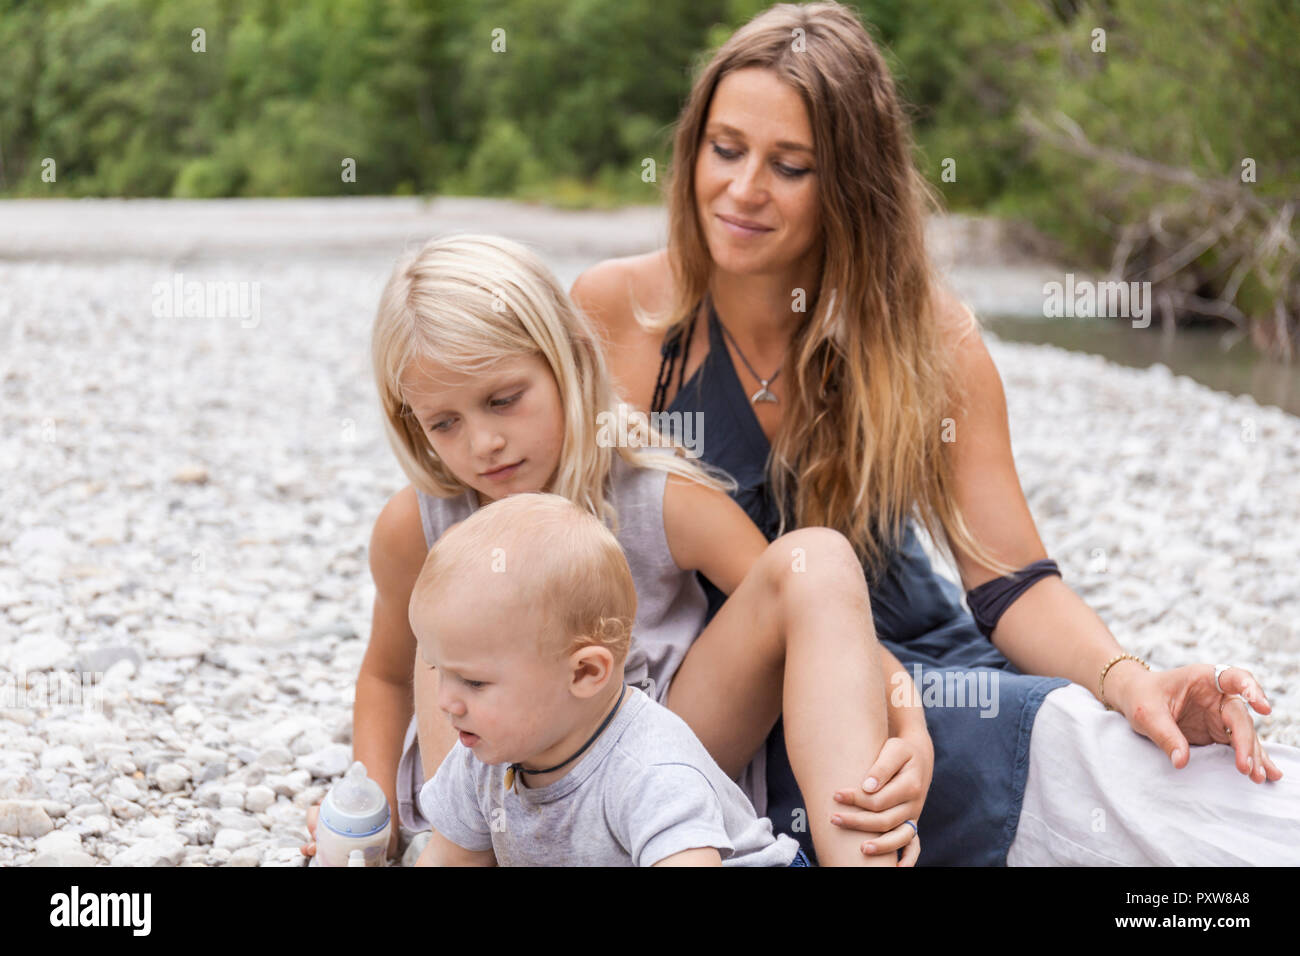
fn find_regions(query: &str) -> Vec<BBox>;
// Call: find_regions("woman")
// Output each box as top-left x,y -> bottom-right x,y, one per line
571,0 -> 1298,865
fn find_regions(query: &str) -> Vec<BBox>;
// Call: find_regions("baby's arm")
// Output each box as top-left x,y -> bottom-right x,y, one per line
616,763 -> 737,867
652,847 -> 723,867
415,829 -> 498,867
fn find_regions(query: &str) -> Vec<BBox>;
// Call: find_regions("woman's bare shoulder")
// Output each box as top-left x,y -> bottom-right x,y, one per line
571,250 -> 673,407
570,249 -> 672,337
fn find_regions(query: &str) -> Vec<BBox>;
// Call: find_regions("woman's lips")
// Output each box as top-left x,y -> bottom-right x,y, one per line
718,214 -> 773,239
481,461 -> 523,482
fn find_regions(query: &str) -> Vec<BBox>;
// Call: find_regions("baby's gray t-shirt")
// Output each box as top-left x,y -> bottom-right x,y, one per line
419,685 -> 800,867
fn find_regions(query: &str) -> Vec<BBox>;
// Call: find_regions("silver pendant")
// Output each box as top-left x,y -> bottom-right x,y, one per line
750,383 -> 779,404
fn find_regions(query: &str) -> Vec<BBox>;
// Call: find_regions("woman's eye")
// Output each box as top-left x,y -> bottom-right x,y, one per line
712,142 -> 809,178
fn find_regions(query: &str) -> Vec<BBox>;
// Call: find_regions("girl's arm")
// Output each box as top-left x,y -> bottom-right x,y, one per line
345,487 -> 429,859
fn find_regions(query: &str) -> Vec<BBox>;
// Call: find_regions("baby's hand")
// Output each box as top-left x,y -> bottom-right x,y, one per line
830,731 -> 931,866
300,803 -> 320,859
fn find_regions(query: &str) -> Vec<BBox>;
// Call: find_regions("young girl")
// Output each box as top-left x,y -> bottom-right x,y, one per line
306,233 -> 932,866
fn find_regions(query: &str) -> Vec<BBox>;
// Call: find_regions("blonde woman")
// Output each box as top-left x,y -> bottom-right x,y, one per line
571,1 -> 1298,864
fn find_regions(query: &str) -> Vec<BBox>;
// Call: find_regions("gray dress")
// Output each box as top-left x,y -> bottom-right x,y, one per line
395,447 -> 769,831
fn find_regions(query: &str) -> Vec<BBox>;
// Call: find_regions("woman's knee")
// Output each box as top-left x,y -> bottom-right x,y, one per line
763,527 -> 870,605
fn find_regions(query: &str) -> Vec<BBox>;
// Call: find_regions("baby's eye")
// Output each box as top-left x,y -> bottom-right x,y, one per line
463,679 -> 485,689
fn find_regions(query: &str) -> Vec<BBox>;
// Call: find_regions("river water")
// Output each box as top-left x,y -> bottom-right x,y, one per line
982,316 -> 1300,418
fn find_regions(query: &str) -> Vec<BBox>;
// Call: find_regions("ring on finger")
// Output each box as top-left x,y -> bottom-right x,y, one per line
1219,694 -> 1249,735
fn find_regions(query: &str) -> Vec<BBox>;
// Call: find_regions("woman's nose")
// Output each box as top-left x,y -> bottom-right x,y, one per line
727,156 -> 768,204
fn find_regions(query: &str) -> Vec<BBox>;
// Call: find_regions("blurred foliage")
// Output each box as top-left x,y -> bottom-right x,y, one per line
0,0 -> 1296,349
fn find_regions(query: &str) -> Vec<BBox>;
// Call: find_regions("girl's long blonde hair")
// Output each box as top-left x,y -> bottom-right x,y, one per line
373,233 -> 733,531
648,0 -> 1015,579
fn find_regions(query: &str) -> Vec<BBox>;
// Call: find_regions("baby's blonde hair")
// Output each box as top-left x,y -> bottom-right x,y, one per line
411,493 -> 637,665
372,233 -> 735,532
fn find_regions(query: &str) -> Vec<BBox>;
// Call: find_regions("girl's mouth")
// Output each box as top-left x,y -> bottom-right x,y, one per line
481,461 -> 523,482
458,731 -> 480,747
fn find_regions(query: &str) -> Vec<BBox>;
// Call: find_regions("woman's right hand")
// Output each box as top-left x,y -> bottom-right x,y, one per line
831,727 -> 931,866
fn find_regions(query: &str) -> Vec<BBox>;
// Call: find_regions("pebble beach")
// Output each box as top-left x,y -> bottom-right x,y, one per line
1,198 -> 1295,866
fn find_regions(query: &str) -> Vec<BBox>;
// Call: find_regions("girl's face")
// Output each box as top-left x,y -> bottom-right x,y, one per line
694,67 -> 822,277
401,352 -> 566,506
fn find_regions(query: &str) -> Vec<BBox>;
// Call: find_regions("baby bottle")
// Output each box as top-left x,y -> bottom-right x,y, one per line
313,761 -> 391,867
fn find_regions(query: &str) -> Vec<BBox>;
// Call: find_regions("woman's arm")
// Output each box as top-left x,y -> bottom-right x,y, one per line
938,305 -> 1139,694
938,294 -> 1279,780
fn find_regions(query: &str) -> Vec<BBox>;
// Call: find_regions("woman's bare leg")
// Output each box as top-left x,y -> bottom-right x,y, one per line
666,527 -> 891,867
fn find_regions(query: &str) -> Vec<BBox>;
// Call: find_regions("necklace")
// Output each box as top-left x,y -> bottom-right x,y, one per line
714,308 -> 784,404
504,682 -> 627,793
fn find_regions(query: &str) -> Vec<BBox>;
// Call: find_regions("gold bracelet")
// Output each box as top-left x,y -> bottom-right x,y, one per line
1099,653 -> 1150,711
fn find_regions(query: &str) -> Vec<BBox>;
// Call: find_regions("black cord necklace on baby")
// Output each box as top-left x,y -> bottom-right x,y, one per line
505,682 -> 627,794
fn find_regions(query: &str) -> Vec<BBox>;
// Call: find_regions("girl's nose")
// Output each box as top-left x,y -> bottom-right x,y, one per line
470,421 -> 507,458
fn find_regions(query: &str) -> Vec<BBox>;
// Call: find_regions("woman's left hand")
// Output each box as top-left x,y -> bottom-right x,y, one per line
1111,662 -> 1283,783
830,724 -> 933,866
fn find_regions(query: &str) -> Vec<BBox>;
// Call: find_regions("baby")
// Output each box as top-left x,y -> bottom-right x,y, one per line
411,492 -> 805,867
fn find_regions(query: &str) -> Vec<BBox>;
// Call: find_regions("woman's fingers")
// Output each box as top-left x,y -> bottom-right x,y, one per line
859,738 -> 909,798
1224,666 -> 1272,715
832,801 -> 913,835
857,820 -> 916,859
1220,696 -> 1254,772
835,774 -> 919,818
897,835 -> 920,867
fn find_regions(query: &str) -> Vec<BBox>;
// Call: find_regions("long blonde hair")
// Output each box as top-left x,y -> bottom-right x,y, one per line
372,233 -> 734,531
645,0 -> 1014,579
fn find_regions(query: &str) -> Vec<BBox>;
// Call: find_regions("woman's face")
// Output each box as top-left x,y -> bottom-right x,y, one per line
693,67 -> 822,277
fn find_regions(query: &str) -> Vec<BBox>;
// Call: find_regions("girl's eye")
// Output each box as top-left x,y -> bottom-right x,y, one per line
428,418 -> 455,433
490,392 -> 521,409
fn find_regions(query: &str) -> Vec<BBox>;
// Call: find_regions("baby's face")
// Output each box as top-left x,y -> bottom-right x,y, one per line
401,353 -> 565,507
414,582 -> 575,767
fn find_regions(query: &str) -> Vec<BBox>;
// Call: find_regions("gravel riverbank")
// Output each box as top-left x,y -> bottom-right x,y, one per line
1,199 -> 1295,866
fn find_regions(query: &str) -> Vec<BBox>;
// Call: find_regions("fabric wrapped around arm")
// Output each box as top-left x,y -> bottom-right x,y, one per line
964,558 -> 1062,639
